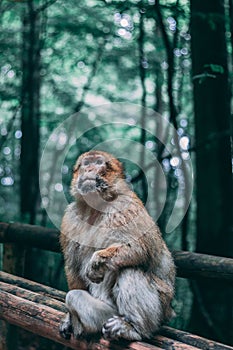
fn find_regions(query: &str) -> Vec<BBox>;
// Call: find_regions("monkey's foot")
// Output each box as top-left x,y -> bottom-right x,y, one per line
72,316 -> 84,339
102,316 -> 141,341
59,313 -> 73,340
59,312 -> 84,339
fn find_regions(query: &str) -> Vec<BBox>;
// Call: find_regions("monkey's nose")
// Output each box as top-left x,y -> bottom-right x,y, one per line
81,170 -> 96,180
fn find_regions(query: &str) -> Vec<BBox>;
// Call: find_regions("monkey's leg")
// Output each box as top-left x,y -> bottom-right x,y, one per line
103,269 -> 165,341
62,290 -> 117,338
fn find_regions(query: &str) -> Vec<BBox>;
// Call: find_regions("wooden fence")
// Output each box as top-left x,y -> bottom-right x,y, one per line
0,222 -> 233,350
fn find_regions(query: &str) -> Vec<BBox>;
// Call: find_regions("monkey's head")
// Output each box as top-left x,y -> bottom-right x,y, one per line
71,151 -> 125,202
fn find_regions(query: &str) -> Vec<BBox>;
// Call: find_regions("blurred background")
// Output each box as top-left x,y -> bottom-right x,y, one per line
0,0 -> 232,348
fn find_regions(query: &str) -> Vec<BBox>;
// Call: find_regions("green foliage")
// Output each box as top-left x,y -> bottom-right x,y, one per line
0,0 -> 193,223
2,0 -> 228,340
204,64 -> 225,74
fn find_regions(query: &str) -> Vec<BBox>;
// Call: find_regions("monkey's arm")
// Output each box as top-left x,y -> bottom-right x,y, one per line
97,243 -> 149,267
66,269 -> 87,290
86,239 -> 160,283
60,230 -> 87,291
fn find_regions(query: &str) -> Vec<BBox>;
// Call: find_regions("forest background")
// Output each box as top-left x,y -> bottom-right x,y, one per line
0,0 -> 232,348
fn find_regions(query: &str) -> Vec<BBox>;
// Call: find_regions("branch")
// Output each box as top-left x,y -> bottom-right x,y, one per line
1,231 -> 233,281
0,280 -> 231,349
0,282 -> 184,350
74,40 -> 106,113
35,0 -> 58,15
161,326 -> 231,349
131,144 -> 196,183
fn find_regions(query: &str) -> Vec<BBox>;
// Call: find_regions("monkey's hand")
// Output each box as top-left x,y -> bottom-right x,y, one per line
87,246 -> 120,283
86,251 -> 109,283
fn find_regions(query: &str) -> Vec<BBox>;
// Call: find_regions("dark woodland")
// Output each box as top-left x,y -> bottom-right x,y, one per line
0,0 -> 232,349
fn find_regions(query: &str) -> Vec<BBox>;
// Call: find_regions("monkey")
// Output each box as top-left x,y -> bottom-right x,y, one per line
59,150 -> 175,341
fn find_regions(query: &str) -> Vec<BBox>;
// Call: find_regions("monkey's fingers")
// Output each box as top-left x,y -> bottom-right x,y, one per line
86,268 -> 105,283
91,257 -> 106,270
102,316 -> 141,341
86,262 -> 106,283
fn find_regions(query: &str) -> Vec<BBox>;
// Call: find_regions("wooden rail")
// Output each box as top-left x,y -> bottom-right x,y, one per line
0,272 -> 232,350
0,222 -> 233,281
0,222 -> 60,252
1,222 -> 233,349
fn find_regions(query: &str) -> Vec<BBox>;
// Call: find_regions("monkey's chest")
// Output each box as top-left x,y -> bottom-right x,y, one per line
89,272 -> 117,308
75,245 -> 116,307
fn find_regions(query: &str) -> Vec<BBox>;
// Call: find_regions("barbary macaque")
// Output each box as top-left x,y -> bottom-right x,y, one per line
59,150 -> 175,341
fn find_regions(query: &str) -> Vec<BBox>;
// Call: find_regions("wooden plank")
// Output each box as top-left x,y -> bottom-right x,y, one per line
0,282 -> 200,350
150,335 -> 200,349
0,290 -> 162,350
1,283 -> 233,349
0,222 -> 60,252
173,251 -> 233,282
1,222 -> 233,281
161,326 -> 233,350
0,271 -> 66,302
0,282 -> 67,313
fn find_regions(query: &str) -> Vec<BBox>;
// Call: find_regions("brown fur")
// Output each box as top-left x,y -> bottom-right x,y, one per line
59,151 -> 175,341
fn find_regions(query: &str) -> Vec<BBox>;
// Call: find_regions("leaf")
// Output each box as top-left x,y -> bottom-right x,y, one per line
204,64 -> 224,74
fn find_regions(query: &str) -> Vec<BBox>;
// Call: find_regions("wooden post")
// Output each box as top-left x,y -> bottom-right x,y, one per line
1,243 -> 26,350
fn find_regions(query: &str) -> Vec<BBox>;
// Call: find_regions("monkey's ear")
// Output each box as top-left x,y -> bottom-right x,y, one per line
73,164 -> 79,173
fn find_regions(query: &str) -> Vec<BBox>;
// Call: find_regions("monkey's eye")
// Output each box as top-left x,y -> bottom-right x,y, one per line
96,159 -> 104,165
83,159 -> 90,166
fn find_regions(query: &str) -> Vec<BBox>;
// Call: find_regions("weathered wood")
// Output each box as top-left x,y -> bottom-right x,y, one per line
4,280 -> 232,349
2,241 -> 26,350
173,251 -> 233,282
0,271 -> 65,302
1,222 -> 233,281
0,290 -> 162,350
1,222 -> 233,348
0,282 -> 67,313
150,335 -> 200,349
0,222 -> 60,252
161,326 -> 233,350
1,284 -> 233,349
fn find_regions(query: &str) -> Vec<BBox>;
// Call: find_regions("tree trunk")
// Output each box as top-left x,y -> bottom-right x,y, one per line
138,9 -> 147,205
190,0 -> 233,344
20,0 -> 41,224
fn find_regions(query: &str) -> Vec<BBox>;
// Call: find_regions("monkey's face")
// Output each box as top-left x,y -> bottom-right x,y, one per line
71,151 -> 125,205
75,154 -> 108,195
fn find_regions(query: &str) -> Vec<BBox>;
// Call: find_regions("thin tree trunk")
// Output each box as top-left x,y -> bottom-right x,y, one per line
154,1 -> 178,129
190,0 -> 233,344
20,0 -> 41,224
138,8 -> 147,204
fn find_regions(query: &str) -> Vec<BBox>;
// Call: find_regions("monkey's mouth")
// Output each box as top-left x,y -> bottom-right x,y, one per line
78,178 -> 96,194
96,175 -> 109,192
77,176 -> 108,195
